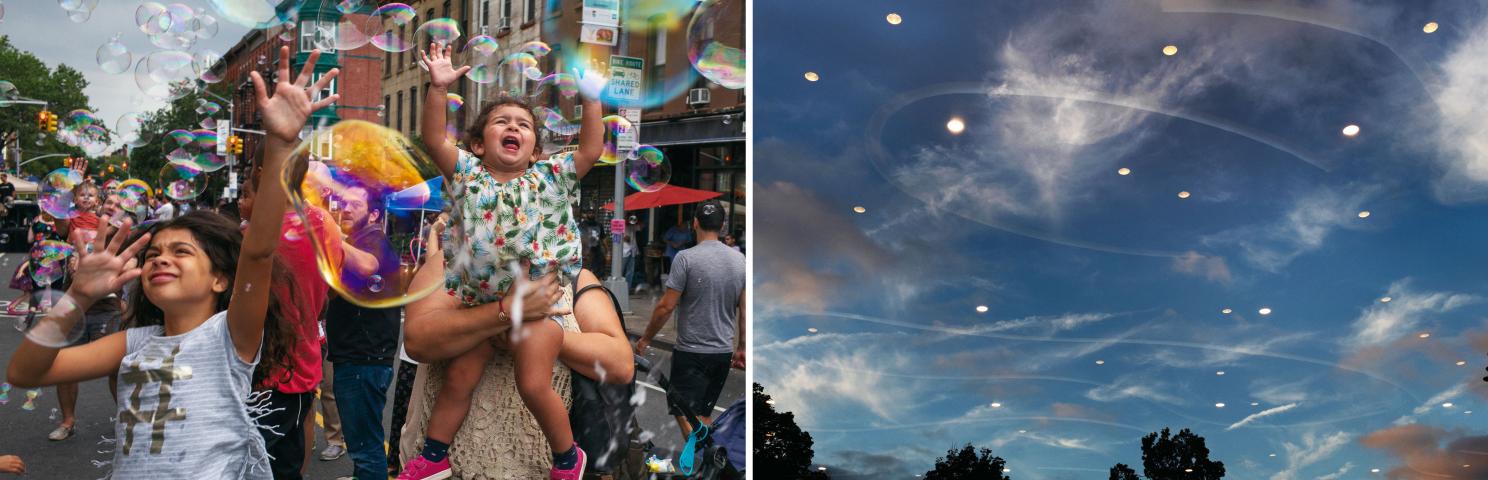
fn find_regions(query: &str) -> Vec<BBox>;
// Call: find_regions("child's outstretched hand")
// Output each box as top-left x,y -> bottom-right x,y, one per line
422,43 -> 471,89
573,67 -> 609,101
250,46 -> 340,143
70,219 -> 150,306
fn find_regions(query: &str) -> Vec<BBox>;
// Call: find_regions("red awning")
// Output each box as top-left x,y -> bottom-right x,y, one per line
602,184 -> 722,210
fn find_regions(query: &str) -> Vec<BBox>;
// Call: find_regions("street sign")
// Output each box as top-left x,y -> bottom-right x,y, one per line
583,7 -> 619,26
617,106 -> 641,158
607,55 -> 645,105
610,218 -> 626,235
216,123 -> 230,156
580,0 -> 620,44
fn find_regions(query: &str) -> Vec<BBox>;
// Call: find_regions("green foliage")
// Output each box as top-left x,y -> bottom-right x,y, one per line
754,383 -> 823,479
923,444 -> 1009,480
1139,428 -> 1225,480
125,84 -> 234,205
0,35 -> 93,176
1110,463 -> 1141,480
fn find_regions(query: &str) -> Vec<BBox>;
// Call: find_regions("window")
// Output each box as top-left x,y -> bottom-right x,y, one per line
501,0 -> 512,23
396,91 -> 404,132
409,86 -> 418,133
383,95 -> 391,127
442,0 -> 450,20
310,72 -> 337,106
300,20 -> 334,51
524,0 -> 536,24
398,25 -> 406,71
384,50 -> 391,76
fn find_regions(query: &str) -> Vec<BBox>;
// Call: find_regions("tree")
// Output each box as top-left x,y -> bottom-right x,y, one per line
923,444 -> 1008,480
1139,428 -> 1225,480
753,383 -> 827,478
0,35 -> 93,176
1110,463 -> 1140,480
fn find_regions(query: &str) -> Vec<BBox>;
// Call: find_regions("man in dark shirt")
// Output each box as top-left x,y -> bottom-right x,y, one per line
324,185 -> 403,480
0,173 -> 15,204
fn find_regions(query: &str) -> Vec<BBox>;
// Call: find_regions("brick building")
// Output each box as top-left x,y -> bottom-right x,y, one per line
210,3 -> 386,186
380,0 -> 475,140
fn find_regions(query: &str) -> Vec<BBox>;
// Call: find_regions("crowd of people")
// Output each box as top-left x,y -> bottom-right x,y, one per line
1,46 -> 746,480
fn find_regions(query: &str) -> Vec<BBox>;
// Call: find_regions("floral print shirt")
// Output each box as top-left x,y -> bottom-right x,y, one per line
443,149 -> 582,306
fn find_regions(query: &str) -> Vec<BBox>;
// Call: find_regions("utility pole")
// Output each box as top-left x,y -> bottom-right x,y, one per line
603,0 -> 631,310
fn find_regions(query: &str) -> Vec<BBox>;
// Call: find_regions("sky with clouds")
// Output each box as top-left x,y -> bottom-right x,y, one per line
1,1 -> 256,149
754,1 -> 1488,479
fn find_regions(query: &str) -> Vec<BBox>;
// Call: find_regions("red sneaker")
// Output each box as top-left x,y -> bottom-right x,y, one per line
397,455 -> 452,480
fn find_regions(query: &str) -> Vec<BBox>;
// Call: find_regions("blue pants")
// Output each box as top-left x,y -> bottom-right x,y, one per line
333,362 -> 393,480
624,255 -> 639,287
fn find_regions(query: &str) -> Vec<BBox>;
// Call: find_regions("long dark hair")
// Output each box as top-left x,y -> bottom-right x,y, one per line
465,94 -> 545,159
122,210 -> 300,386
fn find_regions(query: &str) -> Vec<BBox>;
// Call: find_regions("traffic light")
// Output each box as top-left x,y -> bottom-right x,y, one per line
46,112 -> 57,133
36,110 -> 47,129
230,135 -> 244,155
107,165 -> 115,173
62,157 -> 71,168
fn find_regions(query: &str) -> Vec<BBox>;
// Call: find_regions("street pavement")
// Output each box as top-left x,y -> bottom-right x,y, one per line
0,252 -> 741,479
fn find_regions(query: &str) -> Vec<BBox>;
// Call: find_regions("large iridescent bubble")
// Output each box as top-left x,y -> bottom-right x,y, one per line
135,50 -> 197,100
97,35 -> 132,74
280,120 -> 441,308
368,3 -> 416,52
39,169 -> 82,219
205,0 -> 304,29
625,145 -> 670,192
160,163 -> 204,200
687,0 -> 744,89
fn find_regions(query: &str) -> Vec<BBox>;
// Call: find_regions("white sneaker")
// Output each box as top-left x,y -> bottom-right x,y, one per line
47,424 -> 73,441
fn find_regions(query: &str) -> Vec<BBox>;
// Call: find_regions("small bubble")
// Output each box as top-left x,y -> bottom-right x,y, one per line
50,407 -> 59,420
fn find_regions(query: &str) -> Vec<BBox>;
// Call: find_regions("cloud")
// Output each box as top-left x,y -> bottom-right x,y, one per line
767,349 -> 913,425
1360,424 -> 1488,480
1427,16 -> 1488,203
1203,184 -> 1377,271
1227,402 -> 1299,431
753,181 -> 894,315
1084,377 -> 1185,405
1314,463 -> 1353,480
825,450 -> 921,479
1344,279 -> 1481,351
1393,384 -> 1467,426
1171,251 -> 1233,283
1270,431 -> 1351,480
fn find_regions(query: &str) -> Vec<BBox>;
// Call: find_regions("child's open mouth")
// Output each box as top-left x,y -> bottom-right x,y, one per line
501,134 -> 521,154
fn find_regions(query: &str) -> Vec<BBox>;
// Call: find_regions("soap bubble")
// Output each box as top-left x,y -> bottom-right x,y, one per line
97,35 -> 132,74
29,241 -> 74,287
625,145 -> 670,192
194,49 -> 224,83
137,2 -> 172,35
0,80 -> 17,100
280,120 -> 442,308
368,3 -> 416,52
116,112 -> 151,148
21,389 -> 39,411
135,50 -> 198,100
599,115 -> 634,165
205,0 -> 304,29
40,169 -> 83,219
22,289 -> 84,348
687,0 -> 744,89
160,163 -> 205,200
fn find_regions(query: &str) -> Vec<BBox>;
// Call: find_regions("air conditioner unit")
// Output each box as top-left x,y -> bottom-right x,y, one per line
498,17 -> 511,31
686,88 -> 710,105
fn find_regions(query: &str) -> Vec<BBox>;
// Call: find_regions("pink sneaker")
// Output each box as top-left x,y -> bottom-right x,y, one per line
549,444 -> 587,480
397,455 -> 452,480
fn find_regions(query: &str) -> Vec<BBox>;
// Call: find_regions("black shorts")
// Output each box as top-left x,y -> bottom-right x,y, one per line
667,350 -> 732,417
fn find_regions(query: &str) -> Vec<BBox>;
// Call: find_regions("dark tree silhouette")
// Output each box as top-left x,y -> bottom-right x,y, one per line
753,383 -> 825,478
923,444 -> 1009,480
1110,463 -> 1140,480
1140,428 -> 1225,480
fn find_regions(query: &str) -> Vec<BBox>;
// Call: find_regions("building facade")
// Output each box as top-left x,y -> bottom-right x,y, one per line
213,3 -> 385,186
380,0 -> 475,142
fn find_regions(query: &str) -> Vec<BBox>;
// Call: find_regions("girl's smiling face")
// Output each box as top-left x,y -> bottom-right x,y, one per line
140,228 -> 228,306
472,105 -> 539,171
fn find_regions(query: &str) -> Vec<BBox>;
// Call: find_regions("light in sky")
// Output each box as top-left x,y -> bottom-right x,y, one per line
1342,124 -> 1361,137
807,327 -> 819,333
852,205 -> 866,214
946,117 -> 966,134
1419,332 -> 1431,338
1215,403 -> 1225,408
804,71 -> 819,82
1163,45 -> 1178,56
1372,469 -> 1381,473
1221,308 -> 1232,314
1457,360 -> 1467,366
1443,402 -> 1455,408
1095,360 -> 1105,365
886,13 -> 902,25
1380,296 -> 1392,303
1178,191 -> 1191,199
1358,210 -> 1371,218
1184,469 -> 1194,473
1018,430 -> 1027,433
1424,22 -> 1439,33
1117,167 -> 1131,176
976,305 -> 989,313
990,402 -> 1002,408
1270,454 -> 1277,457
1250,402 -> 1260,406
1258,307 -> 1273,316
1216,371 -> 1225,376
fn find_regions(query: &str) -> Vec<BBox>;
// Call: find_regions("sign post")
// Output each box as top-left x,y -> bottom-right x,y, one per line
604,50 -> 643,309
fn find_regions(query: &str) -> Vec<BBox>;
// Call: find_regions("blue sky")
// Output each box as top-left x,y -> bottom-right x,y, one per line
753,1 -> 1488,479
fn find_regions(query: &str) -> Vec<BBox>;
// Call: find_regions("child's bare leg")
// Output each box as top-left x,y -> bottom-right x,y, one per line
425,341 -> 495,443
513,319 -> 572,453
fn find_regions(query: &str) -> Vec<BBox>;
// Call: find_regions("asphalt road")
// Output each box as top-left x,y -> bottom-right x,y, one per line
0,251 -> 742,479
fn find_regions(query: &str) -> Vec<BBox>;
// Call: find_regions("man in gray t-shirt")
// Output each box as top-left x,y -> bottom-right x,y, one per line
635,200 -> 745,439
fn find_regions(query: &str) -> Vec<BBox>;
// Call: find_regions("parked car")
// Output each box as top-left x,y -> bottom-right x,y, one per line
0,201 -> 39,252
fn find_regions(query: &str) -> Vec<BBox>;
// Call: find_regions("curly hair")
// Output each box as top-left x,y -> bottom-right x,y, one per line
465,94 -> 546,159
120,210 -> 301,387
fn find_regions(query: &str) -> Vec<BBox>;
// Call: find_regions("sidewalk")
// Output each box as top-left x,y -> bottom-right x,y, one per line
617,284 -> 679,351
